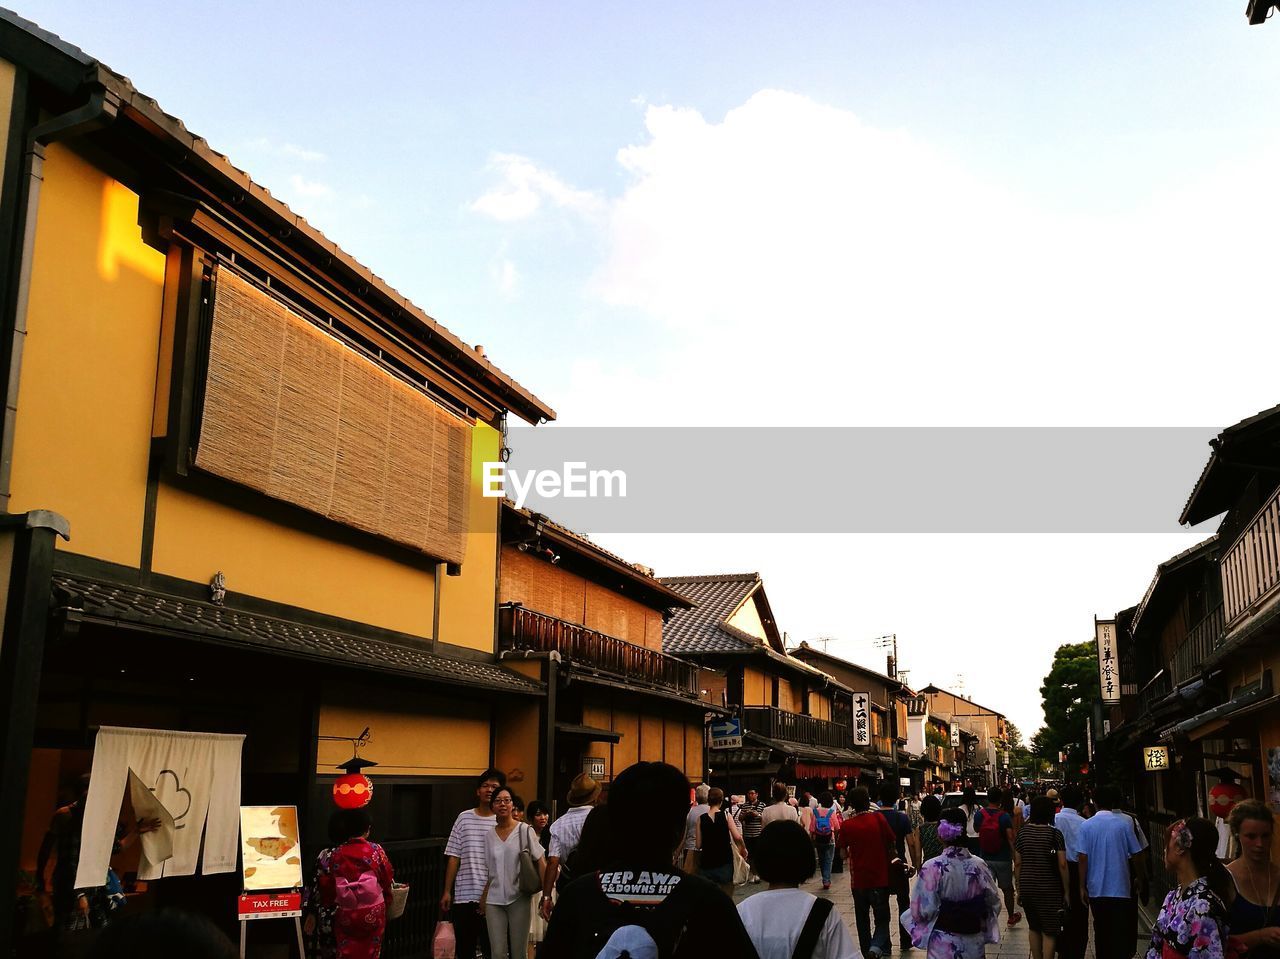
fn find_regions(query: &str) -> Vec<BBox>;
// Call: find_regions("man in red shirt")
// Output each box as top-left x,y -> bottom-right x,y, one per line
838,786 -> 898,959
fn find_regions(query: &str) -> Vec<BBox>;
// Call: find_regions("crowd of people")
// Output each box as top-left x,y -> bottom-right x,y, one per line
432,770 -> 1280,959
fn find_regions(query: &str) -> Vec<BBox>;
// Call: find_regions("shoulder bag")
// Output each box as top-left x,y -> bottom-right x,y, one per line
517,823 -> 542,896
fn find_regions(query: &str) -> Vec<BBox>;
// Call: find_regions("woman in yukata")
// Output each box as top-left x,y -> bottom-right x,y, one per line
902,807 -> 1004,959
1146,817 -> 1234,959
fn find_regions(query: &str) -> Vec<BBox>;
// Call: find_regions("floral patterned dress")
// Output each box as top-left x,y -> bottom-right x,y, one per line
316,839 -> 395,959
1144,877 -> 1229,959
902,846 -> 1003,959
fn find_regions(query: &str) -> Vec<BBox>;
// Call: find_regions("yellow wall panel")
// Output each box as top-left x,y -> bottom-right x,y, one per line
9,145 -> 164,565
664,716 -> 685,772
495,698 -> 542,799
0,60 -> 15,186
613,709 -> 639,771
727,595 -> 767,641
318,696 -> 488,777
744,667 -> 767,707
640,714 -> 664,763
685,724 -> 704,782
151,481 -> 435,636
438,424 -> 501,652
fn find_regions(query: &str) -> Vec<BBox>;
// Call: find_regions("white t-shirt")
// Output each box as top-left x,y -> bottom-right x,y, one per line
761,803 -> 801,827
738,888 -> 860,959
484,821 -> 545,906
444,809 -> 497,902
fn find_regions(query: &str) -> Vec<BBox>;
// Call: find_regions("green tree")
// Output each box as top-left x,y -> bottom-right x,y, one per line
1006,722 -> 1024,750
1037,641 -> 1099,775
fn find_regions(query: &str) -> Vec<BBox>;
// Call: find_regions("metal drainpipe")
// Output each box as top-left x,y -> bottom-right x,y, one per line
0,86 -> 120,508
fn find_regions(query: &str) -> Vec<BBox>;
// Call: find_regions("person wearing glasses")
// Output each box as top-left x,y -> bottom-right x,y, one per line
479,786 -> 546,959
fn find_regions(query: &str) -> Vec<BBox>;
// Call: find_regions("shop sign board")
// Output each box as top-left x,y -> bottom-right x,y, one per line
239,806 -> 302,891
583,756 -> 606,778
1143,746 -> 1170,771
853,692 -> 871,747
708,717 -> 743,750
1096,618 -> 1121,705
238,891 -> 302,920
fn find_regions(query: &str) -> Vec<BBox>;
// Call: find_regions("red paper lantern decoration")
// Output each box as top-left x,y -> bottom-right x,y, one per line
333,755 -> 377,809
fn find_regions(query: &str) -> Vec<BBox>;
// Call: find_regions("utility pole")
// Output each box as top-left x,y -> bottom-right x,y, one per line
875,634 -> 902,789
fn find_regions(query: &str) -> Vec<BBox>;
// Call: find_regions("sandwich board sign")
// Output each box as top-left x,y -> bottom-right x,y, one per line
709,717 -> 743,750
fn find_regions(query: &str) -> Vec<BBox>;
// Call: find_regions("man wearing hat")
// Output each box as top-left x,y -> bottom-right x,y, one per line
539,773 -> 601,921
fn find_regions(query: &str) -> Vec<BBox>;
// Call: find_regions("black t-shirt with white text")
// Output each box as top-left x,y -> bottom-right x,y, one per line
541,865 -> 760,959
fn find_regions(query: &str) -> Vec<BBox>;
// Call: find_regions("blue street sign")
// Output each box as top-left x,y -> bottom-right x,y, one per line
709,717 -> 743,749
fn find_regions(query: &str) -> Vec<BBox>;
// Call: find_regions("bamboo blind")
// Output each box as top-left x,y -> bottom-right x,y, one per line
195,266 -> 470,565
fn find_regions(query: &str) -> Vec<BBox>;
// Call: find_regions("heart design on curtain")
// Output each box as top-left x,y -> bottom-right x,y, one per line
151,769 -> 193,829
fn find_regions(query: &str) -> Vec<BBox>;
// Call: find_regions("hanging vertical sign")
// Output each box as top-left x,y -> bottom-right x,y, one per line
853,692 -> 870,747
1095,617 -> 1121,705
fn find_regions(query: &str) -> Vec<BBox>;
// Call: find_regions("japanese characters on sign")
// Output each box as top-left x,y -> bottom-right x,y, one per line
1144,746 -> 1170,771
1095,618 -> 1121,705
853,691 -> 870,746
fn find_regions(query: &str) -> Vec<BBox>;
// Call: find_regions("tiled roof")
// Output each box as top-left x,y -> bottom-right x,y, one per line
658,574 -> 761,655
0,6 -> 553,424
1180,404 -> 1280,527
1128,534 -> 1218,637
53,574 -> 542,695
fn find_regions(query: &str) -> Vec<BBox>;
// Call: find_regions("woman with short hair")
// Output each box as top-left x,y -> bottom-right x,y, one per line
479,786 -> 545,959
738,821 -> 858,959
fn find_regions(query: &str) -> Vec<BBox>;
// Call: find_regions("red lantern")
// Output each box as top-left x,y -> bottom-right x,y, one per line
333,756 -> 377,809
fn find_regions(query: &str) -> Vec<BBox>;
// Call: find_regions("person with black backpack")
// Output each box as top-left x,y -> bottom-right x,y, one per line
738,820 -> 858,959
540,761 -> 760,959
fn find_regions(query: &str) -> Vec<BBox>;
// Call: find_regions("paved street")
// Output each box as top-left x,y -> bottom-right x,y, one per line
733,877 -> 1108,959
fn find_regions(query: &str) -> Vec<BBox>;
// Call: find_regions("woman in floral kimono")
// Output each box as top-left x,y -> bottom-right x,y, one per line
1145,818 -> 1234,959
902,808 -> 1004,959
315,808 -> 395,959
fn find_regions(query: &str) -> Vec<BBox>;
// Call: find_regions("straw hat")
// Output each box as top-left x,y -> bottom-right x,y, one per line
568,773 -> 602,807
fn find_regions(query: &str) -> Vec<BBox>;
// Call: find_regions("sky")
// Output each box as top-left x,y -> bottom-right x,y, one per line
29,1 -> 1280,735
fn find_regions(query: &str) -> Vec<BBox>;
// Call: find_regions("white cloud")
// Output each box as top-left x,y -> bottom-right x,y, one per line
471,153 -> 604,222
244,137 -> 327,163
538,89 -> 1280,428
288,174 -> 335,200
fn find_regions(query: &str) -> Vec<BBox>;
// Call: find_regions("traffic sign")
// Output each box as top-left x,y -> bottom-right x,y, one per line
708,717 -> 743,750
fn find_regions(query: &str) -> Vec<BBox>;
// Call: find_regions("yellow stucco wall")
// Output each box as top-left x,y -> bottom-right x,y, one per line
151,480 -> 437,636
437,423 -> 501,652
727,593 -> 767,641
318,694 -> 489,777
9,144 -> 164,564
0,60 -> 14,185
494,697 -> 541,798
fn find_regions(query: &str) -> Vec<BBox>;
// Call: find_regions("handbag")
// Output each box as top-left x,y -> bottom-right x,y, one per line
517,823 -> 542,896
732,840 -> 750,885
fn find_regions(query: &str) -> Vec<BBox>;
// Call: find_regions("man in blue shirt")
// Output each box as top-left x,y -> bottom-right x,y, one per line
1054,786 -> 1089,959
1077,785 -> 1144,959
876,782 -> 920,951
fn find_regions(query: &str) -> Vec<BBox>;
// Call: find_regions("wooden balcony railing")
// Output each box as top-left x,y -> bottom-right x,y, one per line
1139,669 -> 1172,714
498,604 -> 699,696
1222,486 -> 1280,628
741,705 -> 851,750
1170,605 -> 1225,685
